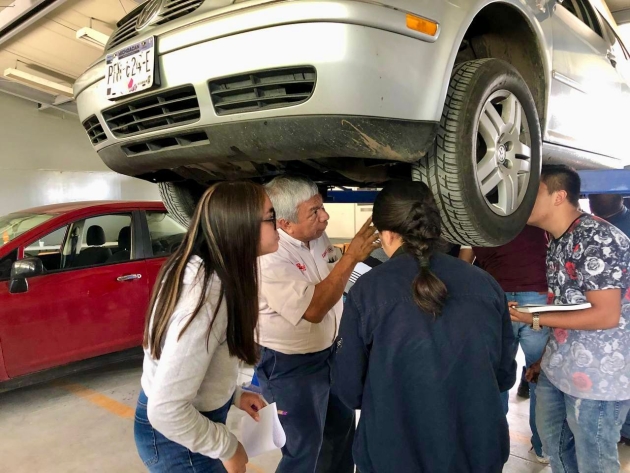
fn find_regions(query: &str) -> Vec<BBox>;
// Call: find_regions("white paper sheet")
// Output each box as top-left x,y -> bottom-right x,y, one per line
240,402 -> 286,458
344,261 -> 372,294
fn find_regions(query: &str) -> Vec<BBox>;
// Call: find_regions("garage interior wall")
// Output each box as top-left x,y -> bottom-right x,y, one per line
0,93 -> 159,216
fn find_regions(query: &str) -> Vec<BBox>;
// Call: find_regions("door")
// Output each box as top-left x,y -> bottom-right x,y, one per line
0,212 -> 150,378
597,14 -> 630,166
547,0 -> 624,159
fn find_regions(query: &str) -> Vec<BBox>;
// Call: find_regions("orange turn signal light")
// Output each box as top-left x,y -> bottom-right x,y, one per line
406,14 -> 438,36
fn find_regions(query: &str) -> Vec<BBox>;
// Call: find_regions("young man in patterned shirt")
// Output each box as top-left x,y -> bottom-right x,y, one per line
510,165 -> 630,473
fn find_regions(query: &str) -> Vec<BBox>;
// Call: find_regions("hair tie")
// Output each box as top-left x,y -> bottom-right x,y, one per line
420,258 -> 430,268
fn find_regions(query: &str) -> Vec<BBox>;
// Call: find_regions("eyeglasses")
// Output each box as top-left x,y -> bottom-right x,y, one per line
262,209 -> 276,230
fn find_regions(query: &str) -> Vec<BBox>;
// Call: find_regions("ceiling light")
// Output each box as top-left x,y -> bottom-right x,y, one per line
3,68 -> 73,97
76,27 -> 109,48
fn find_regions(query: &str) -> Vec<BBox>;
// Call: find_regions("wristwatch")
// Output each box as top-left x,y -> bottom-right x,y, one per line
532,314 -> 542,331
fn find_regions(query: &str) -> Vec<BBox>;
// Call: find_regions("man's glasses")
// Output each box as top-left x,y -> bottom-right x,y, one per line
262,209 -> 276,230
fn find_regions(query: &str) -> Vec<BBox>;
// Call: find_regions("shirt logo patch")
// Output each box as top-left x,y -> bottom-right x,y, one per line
296,263 -> 307,272
322,250 -> 328,259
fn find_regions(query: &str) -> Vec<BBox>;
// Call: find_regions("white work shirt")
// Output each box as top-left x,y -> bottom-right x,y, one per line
257,230 -> 343,355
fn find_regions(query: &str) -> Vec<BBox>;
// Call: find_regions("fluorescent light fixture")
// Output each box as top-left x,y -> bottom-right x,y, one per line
3,68 -> 73,97
76,27 -> 109,49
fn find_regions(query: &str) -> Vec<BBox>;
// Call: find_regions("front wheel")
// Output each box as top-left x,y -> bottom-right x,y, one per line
414,58 -> 542,246
158,181 -> 198,227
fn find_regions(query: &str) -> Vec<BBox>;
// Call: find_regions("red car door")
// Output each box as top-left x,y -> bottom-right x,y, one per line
0,211 -> 150,378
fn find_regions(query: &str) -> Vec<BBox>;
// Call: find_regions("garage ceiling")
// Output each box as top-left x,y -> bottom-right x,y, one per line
0,0 -> 629,115
0,0 -> 140,113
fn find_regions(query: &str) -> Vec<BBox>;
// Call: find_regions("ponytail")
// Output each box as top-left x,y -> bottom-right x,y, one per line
412,262 -> 448,318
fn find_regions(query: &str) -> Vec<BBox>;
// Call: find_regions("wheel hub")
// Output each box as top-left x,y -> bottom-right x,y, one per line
474,90 -> 533,217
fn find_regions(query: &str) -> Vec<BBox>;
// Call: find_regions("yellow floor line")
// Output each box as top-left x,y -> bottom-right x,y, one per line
56,381 -> 135,419
509,429 -> 531,445
246,464 -> 266,473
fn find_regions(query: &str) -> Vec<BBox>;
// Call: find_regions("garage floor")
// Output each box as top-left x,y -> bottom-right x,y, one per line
2,351 -> 629,473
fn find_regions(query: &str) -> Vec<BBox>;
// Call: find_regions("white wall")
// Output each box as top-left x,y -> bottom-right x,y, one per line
325,203 -> 373,239
0,93 -> 159,216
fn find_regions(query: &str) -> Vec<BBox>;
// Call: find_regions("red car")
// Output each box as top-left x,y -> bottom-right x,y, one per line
0,201 -> 186,389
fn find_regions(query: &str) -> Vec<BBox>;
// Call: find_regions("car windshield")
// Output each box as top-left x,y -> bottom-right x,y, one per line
0,212 -> 56,245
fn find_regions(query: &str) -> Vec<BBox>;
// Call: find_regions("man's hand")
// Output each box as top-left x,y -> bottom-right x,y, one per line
222,442 -> 248,473
238,392 -> 266,422
509,302 -> 533,324
303,216 -> 380,324
344,217 -> 381,263
526,359 -> 542,384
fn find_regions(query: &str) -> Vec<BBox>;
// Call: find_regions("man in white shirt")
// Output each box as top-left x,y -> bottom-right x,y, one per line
256,175 -> 380,473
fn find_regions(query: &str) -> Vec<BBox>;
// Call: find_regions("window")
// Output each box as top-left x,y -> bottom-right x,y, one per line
66,214 -> 133,269
600,16 -> 630,83
0,212 -> 56,245
24,226 -> 69,272
600,17 -> 630,61
0,250 -> 17,281
562,0 -> 603,37
146,212 -> 186,257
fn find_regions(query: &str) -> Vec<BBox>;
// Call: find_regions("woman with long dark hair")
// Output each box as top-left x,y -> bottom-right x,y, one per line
332,181 -> 517,472
134,181 -> 279,473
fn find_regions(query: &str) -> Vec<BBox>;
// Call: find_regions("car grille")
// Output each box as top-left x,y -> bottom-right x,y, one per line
82,115 -> 107,145
102,85 -> 200,137
107,0 -> 204,51
108,6 -> 144,51
209,67 -> 317,115
156,0 -> 204,25
122,131 -> 208,156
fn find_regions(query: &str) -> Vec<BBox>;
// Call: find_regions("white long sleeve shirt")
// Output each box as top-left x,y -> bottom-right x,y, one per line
141,256 -> 243,461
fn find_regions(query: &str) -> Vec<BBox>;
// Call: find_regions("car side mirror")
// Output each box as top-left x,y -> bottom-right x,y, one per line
9,258 -> 44,294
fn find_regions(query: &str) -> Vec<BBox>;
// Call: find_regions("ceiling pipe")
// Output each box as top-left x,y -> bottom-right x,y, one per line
0,0 -> 69,47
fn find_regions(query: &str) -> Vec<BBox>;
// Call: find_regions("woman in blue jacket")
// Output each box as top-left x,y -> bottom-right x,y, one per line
332,181 -> 516,473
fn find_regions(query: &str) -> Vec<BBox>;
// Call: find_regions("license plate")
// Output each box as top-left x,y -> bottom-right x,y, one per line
105,37 -> 156,99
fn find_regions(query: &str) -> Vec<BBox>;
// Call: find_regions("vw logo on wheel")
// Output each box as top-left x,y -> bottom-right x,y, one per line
497,145 -> 507,164
136,0 -> 163,31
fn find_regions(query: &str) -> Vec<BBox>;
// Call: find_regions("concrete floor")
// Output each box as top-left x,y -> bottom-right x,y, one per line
1,351 -> 629,473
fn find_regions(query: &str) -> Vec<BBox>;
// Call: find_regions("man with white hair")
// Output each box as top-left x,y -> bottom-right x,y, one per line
256,175 -> 379,473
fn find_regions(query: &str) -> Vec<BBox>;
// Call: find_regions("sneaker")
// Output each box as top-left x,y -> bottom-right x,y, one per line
517,378 -> 530,399
530,447 -> 550,464
535,454 -> 550,464
620,435 -> 630,446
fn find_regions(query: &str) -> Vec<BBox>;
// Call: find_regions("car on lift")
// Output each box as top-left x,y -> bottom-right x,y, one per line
0,201 -> 186,390
74,0 -> 630,246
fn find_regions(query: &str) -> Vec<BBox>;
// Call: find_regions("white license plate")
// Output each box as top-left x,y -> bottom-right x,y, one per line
105,37 -> 156,99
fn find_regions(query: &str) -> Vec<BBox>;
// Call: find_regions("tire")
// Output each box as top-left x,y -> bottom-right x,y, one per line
158,182 -> 197,227
414,58 -> 542,246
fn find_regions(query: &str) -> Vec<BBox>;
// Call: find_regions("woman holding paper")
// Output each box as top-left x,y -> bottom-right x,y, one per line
134,181 -> 279,473
332,181 -> 516,473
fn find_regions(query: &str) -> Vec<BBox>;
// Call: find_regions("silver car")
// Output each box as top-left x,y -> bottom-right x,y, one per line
74,0 -> 630,246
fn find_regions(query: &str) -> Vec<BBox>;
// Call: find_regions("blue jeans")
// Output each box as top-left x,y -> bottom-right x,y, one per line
501,291 -> 550,456
536,371 -> 630,472
134,389 -> 231,472
255,346 -> 355,473
623,416 -> 630,439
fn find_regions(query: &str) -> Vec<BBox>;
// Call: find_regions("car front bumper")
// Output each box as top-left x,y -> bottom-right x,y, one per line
76,13 -> 445,178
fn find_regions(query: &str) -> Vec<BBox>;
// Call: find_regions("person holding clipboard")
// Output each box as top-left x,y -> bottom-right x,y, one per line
511,165 -> 630,473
